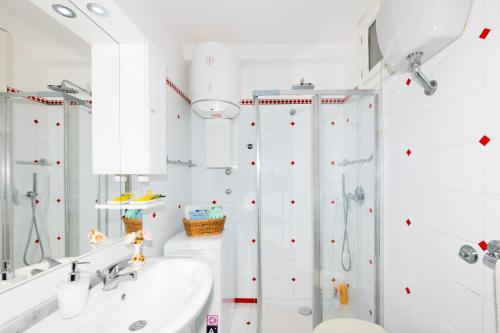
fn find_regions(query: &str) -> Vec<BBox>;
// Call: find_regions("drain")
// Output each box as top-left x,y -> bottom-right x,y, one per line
129,320 -> 147,331
298,307 -> 312,316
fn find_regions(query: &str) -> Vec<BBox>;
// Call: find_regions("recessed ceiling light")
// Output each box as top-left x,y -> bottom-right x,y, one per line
52,4 -> 76,18
86,3 -> 109,17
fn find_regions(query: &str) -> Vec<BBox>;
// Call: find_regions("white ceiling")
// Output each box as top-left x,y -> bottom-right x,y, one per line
118,0 -> 372,45
0,0 -> 88,48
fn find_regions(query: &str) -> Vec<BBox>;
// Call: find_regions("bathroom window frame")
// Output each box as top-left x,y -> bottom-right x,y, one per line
359,1 -> 391,88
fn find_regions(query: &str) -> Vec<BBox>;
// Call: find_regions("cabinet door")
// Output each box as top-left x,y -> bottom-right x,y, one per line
146,47 -> 167,174
91,44 -> 120,174
119,44 -> 149,174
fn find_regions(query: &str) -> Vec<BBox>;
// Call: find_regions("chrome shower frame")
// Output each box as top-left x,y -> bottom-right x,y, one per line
0,90 -> 99,266
253,89 -> 382,332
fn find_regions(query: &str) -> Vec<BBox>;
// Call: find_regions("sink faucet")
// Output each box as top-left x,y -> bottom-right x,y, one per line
1,260 -> 15,281
96,258 -> 137,291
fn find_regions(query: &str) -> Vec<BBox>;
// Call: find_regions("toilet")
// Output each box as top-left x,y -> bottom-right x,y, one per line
314,319 -> 388,333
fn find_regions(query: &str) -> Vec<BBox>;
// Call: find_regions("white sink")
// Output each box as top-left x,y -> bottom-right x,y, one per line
27,258 -> 213,333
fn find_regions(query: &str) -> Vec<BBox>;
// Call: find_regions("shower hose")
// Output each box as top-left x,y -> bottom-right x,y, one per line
341,175 -> 352,272
23,196 -> 45,266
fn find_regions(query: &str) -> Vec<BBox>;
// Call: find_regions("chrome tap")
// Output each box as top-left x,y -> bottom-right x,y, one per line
96,259 -> 137,291
1,260 -> 15,281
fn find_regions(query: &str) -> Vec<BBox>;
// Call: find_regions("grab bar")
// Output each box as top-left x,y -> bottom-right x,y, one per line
167,159 -> 197,168
338,154 -> 374,167
16,158 -> 53,166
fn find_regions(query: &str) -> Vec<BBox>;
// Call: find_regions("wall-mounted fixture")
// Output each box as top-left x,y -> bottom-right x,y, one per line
191,42 -> 240,119
376,0 -> 472,96
191,42 -> 240,168
52,4 -> 76,18
86,3 -> 109,17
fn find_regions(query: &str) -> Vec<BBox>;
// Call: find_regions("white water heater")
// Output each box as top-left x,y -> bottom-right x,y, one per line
376,0 -> 472,73
191,42 -> 240,119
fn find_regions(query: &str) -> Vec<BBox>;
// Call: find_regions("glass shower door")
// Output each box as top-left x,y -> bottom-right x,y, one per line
256,91 -> 379,332
259,95 -> 314,333
318,93 -> 378,323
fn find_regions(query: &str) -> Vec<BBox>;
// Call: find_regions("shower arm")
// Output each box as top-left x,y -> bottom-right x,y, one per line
60,80 -> 92,97
407,52 -> 438,96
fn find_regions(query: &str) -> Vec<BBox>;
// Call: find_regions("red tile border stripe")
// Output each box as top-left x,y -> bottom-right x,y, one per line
234,298 -> 258,304
240,96 -> 349,105
166,79 -> 191,105
7,87 -> 91,106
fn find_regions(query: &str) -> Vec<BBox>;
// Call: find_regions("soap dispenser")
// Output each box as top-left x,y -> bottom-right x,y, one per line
56,261 -> 90,319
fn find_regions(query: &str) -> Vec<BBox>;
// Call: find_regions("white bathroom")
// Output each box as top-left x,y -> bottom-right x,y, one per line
0,0 -> 498,332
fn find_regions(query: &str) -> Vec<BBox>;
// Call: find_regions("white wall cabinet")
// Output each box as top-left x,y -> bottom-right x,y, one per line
92,43 -> 167,175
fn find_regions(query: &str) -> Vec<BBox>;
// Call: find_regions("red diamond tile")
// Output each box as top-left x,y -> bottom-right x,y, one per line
480,28 -> 491,39
56,160 -> 61,165
251,122 -> 255,127
251,200 -> 256,205
246,321 -> 251,326
56,122 -> 61,127
331,160 -> 336,165
57,236 -> 61,240
479,135 -> 491,146
405,287 -> 411,294
331,239 -> 336,244
406,78 -> 411,86
251,239 -> 256,243
251,161 -> 256,166
369,208 -> 373,213
406,149 -> 412,156
331,121 -> 336,126
290,121 -> 295,126
331,200 -> 336,205
252,277 -> 256,282
291,238 -> 296,243
290,160 -> 295,166
33,119 -> 39,124
56,198 -> 61,203
406,219 -> 412,226
291,200 -> 296,205
291,277 -> 296,282
35,239 -> 40,244
369,309 -> 373,316
479,240 -> 488,251
212,200 -> 217,205
152,212 -> 157,219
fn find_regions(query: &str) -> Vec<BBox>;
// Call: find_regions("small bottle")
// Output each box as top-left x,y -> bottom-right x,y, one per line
56,261 -> 90,319
338,283 -> 348,305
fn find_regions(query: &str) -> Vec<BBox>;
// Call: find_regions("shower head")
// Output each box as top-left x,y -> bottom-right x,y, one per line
292,78 -> 315,90
47,84 -> 78,94
47,79 -> 92,96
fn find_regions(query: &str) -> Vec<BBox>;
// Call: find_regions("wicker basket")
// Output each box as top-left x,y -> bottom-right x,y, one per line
183,217 -> 225,237
122,217 -> 143,234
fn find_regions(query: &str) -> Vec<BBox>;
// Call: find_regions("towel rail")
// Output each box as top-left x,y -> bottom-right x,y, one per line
167,159 -> 197,168
338,154 -> 374,167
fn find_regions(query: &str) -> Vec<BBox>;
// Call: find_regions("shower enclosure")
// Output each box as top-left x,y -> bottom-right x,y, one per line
0,89 -> 118,271
254,89 -> 380,332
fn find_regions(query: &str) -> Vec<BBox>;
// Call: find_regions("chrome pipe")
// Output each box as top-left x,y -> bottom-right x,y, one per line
254,96 -> 263,333
407,52 -> 437,96
63,99 -> 70,257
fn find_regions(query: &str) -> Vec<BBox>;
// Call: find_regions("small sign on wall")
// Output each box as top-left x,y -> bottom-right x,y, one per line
207,315 -> 218,333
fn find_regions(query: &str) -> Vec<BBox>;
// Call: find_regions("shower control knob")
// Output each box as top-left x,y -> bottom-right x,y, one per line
458,245 -> 478,264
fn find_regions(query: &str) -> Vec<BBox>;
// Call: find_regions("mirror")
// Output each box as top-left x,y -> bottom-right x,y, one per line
0,0 -> 123,289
